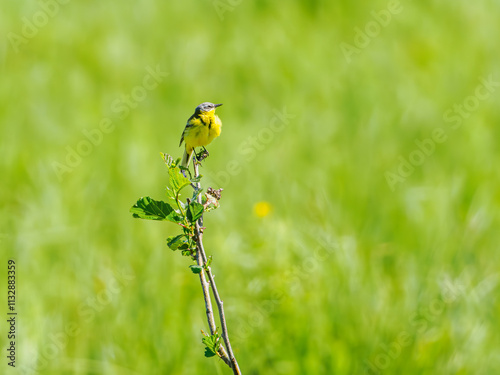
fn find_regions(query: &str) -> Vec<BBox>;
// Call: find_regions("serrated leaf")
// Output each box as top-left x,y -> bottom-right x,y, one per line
130,197 -> 182,223
187,202 -> 204,223
189,265 -> 203,274
202,335 -> 216,347
204,347 -> 216,357
161,153 -> 174,167
202,333 -> 221,358
168,166 -> 191,195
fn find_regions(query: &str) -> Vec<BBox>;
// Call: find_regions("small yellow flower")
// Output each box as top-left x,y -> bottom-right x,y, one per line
253,201 -> 272,218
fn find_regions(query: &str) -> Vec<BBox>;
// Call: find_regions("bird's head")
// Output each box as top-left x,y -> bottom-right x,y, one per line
195,102 -> 223,114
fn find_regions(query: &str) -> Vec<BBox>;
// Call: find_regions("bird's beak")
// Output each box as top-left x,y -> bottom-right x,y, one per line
214,103 -> 223,108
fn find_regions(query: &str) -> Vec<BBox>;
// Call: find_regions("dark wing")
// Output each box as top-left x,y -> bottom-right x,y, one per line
179,113 -> 197,146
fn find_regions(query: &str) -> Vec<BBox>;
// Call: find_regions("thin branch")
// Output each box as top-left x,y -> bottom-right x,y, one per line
193,160 -> 242,375
195,248 -> 231,366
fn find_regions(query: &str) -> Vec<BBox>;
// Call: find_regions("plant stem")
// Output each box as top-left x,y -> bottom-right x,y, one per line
192,160 -> 242,375
195,247 -> 231,366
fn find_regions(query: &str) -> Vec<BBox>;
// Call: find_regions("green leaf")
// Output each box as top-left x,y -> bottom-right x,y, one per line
130,197 -> 182,223
202,332 -> 221,357
166,187 -> 185,211
165,186 -> 175,200
166,234 -> 190,250
168,166 -> 191,195
190,175 -> 202,183
204,347 -> 216,357
161,153 -> 174,167
191,188 -> 203,203
187,202 -> 204,223
189,265 -> 203,274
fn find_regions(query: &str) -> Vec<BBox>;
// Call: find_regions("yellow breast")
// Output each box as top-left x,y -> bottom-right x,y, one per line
209,115 -> 222,141
185,113 -> 222,148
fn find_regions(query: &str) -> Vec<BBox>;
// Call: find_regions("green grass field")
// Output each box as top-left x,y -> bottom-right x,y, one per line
1,0 -> 500,374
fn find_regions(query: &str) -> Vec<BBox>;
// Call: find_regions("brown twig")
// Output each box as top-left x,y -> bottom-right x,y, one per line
195,248 -> 231,366
193,158 -> 242,375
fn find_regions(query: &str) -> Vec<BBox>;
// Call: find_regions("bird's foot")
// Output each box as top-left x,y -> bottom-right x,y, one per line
196,148 -> 209,162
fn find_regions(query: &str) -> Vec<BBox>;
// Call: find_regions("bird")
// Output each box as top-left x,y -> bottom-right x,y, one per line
179,102 -> 223,168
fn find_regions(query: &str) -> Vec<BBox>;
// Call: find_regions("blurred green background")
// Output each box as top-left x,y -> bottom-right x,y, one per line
1,0 -> 500,374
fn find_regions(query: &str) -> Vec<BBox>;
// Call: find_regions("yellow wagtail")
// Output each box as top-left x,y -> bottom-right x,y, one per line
179,102 -> 223,168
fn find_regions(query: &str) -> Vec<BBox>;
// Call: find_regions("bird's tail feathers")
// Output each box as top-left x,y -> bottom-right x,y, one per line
180,148 -> 194,168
